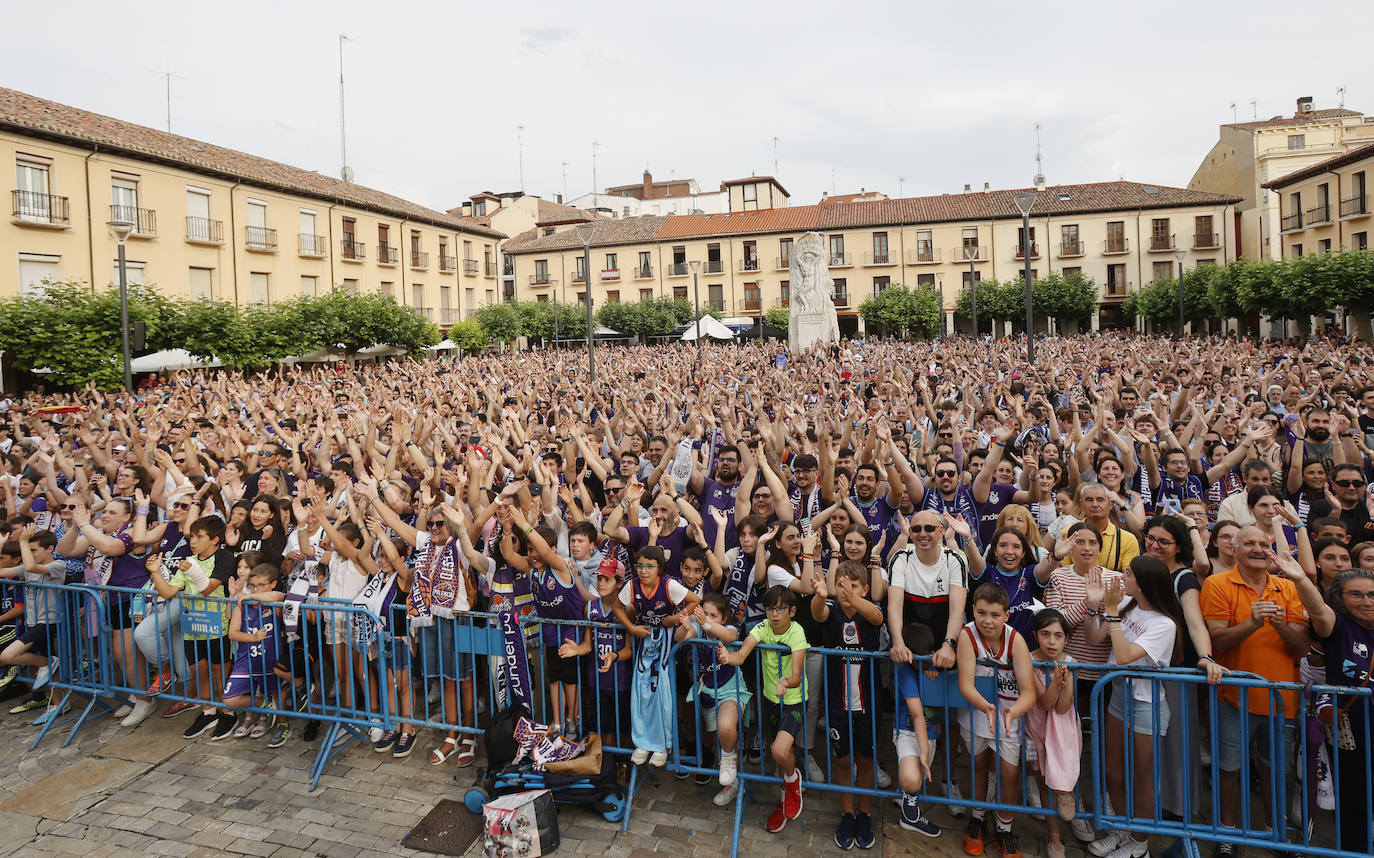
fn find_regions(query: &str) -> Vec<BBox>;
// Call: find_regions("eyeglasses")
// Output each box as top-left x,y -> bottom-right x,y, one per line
1334,479 -> 1367,488
764,605 -> 792,614
633,563 -> 658,571
172,501 -> 193,510
911,524 -> 941,534
754,492 -> 771,499
935,470 -> 958,478
427,520 -> 446,529
1144,534 -> 1175,547
173,458 -> 186,464
62,503 -> 78,510
1343,591 -> 1374,602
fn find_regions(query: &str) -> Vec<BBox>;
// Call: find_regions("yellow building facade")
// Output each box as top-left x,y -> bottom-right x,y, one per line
1,87 -> 503,323
1263,141 -> 1373,259
503,181 -> 1240,334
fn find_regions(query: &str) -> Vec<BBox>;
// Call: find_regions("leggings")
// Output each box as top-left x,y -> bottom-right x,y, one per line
133,598 -> 189,682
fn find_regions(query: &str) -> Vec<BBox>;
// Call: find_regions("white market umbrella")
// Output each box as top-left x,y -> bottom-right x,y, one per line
680,315 -> 736,341
130,349 -> 221,372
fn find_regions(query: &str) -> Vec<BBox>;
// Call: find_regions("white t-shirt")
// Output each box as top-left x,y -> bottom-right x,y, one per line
766,561 -> 802,589
1108,600 -> 1176,701
326,554 -> 368,602
888,547 -> 968,600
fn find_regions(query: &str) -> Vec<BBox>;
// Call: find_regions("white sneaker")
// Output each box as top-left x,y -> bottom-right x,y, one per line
946,781 -> 966,818
719,751 -> 738,786
113,703 -> 133,719
1027,786 -> 1043,808
713,781 -> 739,807
649,751 -> 667,767
1088,830 -> 1129,857
1071,818 -> 1096,842
120,698 -> 156,727
1102,837 -> 1149,858
630,748 -> 650,765
875,766 -> 892,789
369,726 -> 384,744
33,660 -> 55,691
806,755 -> 824,782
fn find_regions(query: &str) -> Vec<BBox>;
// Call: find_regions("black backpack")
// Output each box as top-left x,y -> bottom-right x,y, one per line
484,703 -> 529,771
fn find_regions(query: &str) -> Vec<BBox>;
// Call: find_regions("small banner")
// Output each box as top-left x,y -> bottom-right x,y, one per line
497,609 -> 534,713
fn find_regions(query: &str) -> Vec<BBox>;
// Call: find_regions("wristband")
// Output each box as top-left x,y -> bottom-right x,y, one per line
136,505 -> 149,515
1103,615 -> 1122,624
1198,654 -> 1216,663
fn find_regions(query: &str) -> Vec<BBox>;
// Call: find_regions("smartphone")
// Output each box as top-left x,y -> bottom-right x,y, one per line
530,483 -> 543,497
1161,497 -> 1182,515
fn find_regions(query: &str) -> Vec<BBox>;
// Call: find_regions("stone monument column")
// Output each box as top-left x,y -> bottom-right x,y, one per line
788,231 -> 841,352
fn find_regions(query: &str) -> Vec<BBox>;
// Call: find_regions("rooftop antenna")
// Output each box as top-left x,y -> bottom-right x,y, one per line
1338,86 -> 1346,108
772,136 -> 779,176
898,176 -> 905,198
517,125 -> 526,193
148,67 -> 186,133
338,34 -> 353,182
831,168 -> 836,196
591,140 -> 600,214
1229,102 -> 1237,123
1250,99 -> 1257,120
561,161 -> 569,202
1033,122 -> 1045,187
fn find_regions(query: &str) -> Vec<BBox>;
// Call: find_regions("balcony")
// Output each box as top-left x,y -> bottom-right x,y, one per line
463,258 -> 479,276
907,246 -> 941,265
570,270 -> 587,284
485,260 -> 498,277
738,257 -> 761,272
601,268 -> 620,281
441,308 -> 461,325
634,265 -> 654,279
1148,235 -> 1175,252
1059,240 -> 1084,257
1192,233 -> 1220,250
704,259 -> 725,274
299,233 -> 328,257
707,297 -> 725,311
741,297 -> 762,312
775,255 -> 791,270
1103,238 -> 1130,255
245,226 -> 277,252
667,262 -> 689,276
110,205 -> 157,237
1013,241 -> 1040,261
377,244 -> 400,265
1280,212 -> 1303,233
1306,204 -> 1331,225
831,291 -> 850,307
1340,194 -> 1368,218
865,251 -> 896,266
341,238 -> 366,261
185,216 -> 223,244
951,245 -> 987,262
11,190 -> 70,226
410,250 -> 429,270
828,253 -> 851,267
411,306 -> 433,321
1104,280 -> 1133,298
529,273 -> 551,286
439,254 -> 456,272
773,297 -> 790,308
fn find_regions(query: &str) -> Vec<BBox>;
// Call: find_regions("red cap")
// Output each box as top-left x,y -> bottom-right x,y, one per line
596,558 -> 623,580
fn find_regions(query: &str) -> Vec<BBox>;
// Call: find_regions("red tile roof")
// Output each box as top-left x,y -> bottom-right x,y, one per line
1261,141 -> 1374,189
502,216 -> 670,253
1224,108 -> 1362,132
0,86 -> 503,239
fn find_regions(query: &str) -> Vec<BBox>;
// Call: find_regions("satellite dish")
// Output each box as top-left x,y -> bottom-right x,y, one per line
341,166 -> 354,183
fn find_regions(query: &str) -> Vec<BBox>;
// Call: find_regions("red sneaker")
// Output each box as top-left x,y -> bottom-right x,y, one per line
147,672 -> 173,696
782,773 -> 803,820
963,816 -> 987,856
766,801 -> 788,833
162,700 -> 197,718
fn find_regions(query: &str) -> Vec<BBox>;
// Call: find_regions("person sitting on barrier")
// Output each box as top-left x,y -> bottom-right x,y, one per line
220,563 -> 284,740
891,622 -> 940,838
130,485 -> 202,714
1200,525 -> 1310,858
812,560 -> 884,851
146,514 -> 236,742
563,557 -> 632,754
613,544 -> 699,769
956,581 -> 1036,858
716,584 -> 806,835
1024,608 -> 1080,858
684,591 -> 749,808
1083,556 -> 1183,858
2,526 -> 64,691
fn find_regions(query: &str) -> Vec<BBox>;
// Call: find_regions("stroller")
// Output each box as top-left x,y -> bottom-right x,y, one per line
463,704 -> 628,823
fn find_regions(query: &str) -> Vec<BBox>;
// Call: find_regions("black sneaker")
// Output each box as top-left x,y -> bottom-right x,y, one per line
1213,845 -> 1236,858
266,722 -> 291,749
182,711 -> 219,740
900,793 -> 941,836
694,771 -> 713,786
302,719 -> 320,742
853,812 -> 875,849
209,714 -> 236,742
835,812 -> 856,850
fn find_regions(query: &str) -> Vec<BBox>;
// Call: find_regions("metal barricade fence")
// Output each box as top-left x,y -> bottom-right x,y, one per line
8,581 -> 109,749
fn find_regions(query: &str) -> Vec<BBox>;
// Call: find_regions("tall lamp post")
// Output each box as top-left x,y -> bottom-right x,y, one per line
1173,242 -> 1187,337
968,248 -> 978,340
106,218 -> 136,395
688,259 -> 702,355
551,279 -> 561,349
576,223 -> 597,384
1012,190 -> 1037,364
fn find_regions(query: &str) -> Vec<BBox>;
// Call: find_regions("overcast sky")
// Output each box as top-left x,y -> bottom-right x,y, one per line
8,0 -> 1373,212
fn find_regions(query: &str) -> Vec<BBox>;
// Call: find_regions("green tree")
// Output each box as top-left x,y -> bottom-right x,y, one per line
1032,272 -> 1098,322
955,279 -> 1017,321
858,284 -> 942,338
450,319 -> 488,354
763,306 -> 790,329
474,301 -> 523,344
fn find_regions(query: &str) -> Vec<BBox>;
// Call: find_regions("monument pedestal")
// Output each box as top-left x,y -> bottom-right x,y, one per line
790,312 -> 840,352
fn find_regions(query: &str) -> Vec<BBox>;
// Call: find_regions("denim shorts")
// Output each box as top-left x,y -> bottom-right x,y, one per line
1217,702 -> 1292,773
418,620 -> 474,681
1107,680 -> 1171,735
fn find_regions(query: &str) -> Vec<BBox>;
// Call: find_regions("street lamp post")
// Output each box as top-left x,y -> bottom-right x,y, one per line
968,250 -> 978,340
688,260 -> 702,355
576,223 -> 597,384
1012,190 -> 1037,365
551,279 -> 561,349
1173,243 -> 1187,337
106,218 -> 135,395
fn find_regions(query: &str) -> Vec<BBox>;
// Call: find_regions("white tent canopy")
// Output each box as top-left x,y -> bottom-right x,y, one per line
130,349 -> 222,372
679,315 -> 736,341
426,339 -> 458,351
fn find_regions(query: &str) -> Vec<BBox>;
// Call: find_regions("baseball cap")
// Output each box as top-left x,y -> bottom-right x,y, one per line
596,558 -> 623,580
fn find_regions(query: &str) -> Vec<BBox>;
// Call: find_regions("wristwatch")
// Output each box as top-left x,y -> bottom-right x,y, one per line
943,637 -> 958,650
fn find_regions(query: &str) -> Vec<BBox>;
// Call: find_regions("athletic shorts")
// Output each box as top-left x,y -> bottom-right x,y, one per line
762,698 -> 805,742
543,649 -> 580,686
18,624 -> 55,658
183,635 -> 232,666
222,670 -> 278,700
691,671 -> 753,732
827,708 -> 877,761
104,595 -> 135,632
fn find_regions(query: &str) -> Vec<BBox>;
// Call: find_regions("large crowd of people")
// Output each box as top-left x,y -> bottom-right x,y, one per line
1,331 -> 1373,857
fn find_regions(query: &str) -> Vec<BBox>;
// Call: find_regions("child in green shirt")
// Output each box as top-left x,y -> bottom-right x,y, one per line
717,585 -> 808,834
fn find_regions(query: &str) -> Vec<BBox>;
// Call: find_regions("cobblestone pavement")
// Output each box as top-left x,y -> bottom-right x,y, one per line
0,690 -> 1120,857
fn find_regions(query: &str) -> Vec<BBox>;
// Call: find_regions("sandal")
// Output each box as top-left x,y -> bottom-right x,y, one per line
429,736 -> 458,766
454,736 -> 477,767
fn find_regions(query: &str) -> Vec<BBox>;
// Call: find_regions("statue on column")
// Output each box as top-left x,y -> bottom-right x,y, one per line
788,231 -> 840,352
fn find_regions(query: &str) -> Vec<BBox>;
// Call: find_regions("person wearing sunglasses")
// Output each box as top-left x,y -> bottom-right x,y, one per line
1331,464 -> 1374,543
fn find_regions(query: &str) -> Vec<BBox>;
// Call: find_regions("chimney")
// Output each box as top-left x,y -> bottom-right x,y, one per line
963,184 -> 972,192
1034,173 -> 1046,191
1297,96 -> 1314,115
642,171 -> 653,199
983,182 -> 991,194
556,193 -> 562,204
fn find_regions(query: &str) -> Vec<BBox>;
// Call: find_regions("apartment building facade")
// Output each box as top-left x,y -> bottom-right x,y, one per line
503,180 -> 1240,334
1263,141 -> 1373,258
1,87 -> 503,324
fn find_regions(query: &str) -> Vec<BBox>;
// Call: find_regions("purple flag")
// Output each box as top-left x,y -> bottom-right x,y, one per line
497,609 -> 535,713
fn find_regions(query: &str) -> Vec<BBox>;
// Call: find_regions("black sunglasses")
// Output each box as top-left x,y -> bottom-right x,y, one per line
1334,479 -> 1366,488
911,524 -> 941,534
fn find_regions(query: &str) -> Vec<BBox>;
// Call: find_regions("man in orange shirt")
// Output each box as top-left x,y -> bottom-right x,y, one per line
1200,526 -> 1309,857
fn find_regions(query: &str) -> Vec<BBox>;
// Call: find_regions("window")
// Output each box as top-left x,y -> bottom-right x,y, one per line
708,283 -> 724,310
743,241 -> 758,269
186,188 -> 212,240
247,200 -> 267,229
707,243 -> 721,262
916,273 -> 935,287
1061,224 -> 1080,253
440,285 -> 452,311
542,228 -> 555,236
1197,259 -> 1216,267
111,260 -> 146,285
380,281 -> 394,298
301,275 -> 318,297
1287,134 -> 1305,150
14,157 -> 53,222
463,240 -> 473,261
246,200 -> 269,248
1318,238 -> 1332,253
780,281 -> 790,305
604,252 -> 618,271
742,183 -> 757,203
873,275 -> 890,295
872,232 -> 889,263
829,235 -> 845,265
1151,218 -> 1170,248
637,251 -> 652,276
1016,226 -> 1036,255
439,238 -> 448,259
1293,244 -> 1303,257
779,238 -> 793,267
343,278 -> 359,294
187,267 -> 214,300
639,289 -> 653,302
607,290 -> 620,304
961,270 -> 982,288
1153,261 -> 1173,282
111,174 -> 139,221
412,284 -> 424,308
411,230 -> 422,254
575,255 -> 587,279
673,285 -> 688,300
915,229 -> 933,261
1062,266 -> 1081,277
832,278 -> 848,304
744,283 -> 761,307
673,246 -> 686,265
18,254 -> 59,297
534,259 -> 549,283
1194,215 -> 1214,246
473,199 -> 486,217
536,294 -> 549,303
1354,231 -> 1368,251
1106,221 -> 1126,252
341,216 -> 356,241
1107,264 -> 1126,292
248,273 -> 269,304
